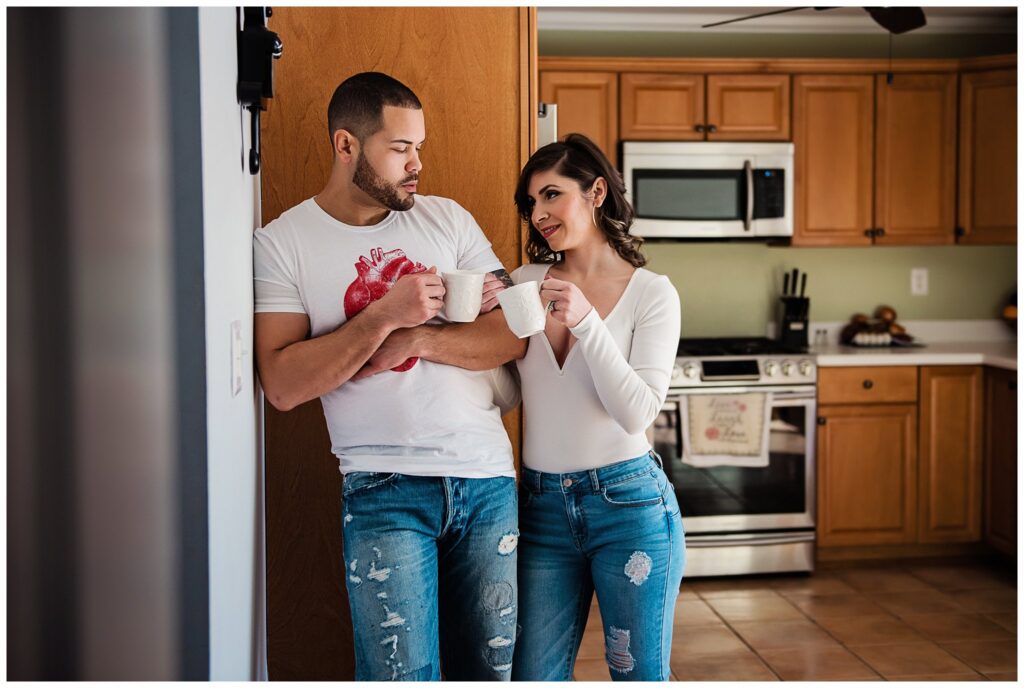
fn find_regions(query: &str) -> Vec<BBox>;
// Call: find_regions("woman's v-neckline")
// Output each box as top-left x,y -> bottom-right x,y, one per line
538,265 -> 640,376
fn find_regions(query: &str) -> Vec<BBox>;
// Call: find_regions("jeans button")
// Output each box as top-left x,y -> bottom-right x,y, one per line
562,478 -> 573,488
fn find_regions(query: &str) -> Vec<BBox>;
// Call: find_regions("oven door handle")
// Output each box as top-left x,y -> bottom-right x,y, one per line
685,532 -> 815,547
743,159 -> 754,232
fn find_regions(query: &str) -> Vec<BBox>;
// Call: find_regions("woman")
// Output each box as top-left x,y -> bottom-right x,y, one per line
508,133 -> 684,681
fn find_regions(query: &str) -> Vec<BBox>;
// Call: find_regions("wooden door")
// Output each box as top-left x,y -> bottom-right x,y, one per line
817,404 -> 918,547
259,7 -> 534,679
958,69 -> 1017,245
917,366 -> 984,543
706,74 -> 790,141
539,71 -> 618,163
984,367 -> 1017,556
619,73 -> 704,141
792,75 -> 874,246
874,73 -> 957,245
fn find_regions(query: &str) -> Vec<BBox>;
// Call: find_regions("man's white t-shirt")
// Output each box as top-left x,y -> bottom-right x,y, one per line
254,195 -> 515,478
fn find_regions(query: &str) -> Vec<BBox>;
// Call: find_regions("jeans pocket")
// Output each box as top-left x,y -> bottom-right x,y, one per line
342,471 -> 399,497
600,471 -> 664,507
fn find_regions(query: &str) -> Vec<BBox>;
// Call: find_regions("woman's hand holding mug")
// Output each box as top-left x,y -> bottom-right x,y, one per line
541,276 -> 593,328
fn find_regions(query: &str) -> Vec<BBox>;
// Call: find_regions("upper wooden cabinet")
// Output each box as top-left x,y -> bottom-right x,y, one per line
874,73 -> 957,245
793,72 -> 958,246
706,74 -> 791,140
958,69 -> 1017,245
620,73 -> 790,141
620,73 -> 703,141
793,75 -> 875,246
539,71 -> 618,163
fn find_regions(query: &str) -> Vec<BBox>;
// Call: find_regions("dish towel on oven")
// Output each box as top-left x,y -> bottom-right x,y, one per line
681,392 -> 773,468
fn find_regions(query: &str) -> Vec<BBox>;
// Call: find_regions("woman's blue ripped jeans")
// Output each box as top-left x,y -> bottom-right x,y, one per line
341,473 -> 518,681
512,452 -> 686,681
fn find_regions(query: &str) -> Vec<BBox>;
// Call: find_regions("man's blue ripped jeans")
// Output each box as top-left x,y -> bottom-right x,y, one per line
341,473 -> 518,681
512,453 -> 686,681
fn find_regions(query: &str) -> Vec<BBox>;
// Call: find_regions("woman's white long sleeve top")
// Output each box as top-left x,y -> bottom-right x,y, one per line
511,263 -> 681,473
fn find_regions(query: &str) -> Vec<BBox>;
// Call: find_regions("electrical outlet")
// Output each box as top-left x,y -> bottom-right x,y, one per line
911,268 -> 929,296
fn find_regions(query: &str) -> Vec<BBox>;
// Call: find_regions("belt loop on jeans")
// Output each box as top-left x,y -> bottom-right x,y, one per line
588,469 -> 601,491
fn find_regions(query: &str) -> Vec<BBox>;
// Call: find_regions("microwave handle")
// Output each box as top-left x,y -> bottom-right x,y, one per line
743,159 -> 754,232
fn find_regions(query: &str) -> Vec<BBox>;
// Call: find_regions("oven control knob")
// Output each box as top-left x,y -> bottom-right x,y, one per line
682,363 -> 700,379
764,360 -> 779,376
781,360 -> 795,376
799,360 -> 814,377
671,364 -> 683,382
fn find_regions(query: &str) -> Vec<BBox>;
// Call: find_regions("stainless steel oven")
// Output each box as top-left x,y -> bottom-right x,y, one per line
651,338 -> 817,577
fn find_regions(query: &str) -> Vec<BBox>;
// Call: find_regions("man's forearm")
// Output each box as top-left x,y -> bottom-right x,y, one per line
261,309 -> 395,410
413,310 -> 527,370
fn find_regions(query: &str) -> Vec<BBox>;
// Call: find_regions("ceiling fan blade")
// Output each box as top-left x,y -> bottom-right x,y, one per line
865,7 -> 927,34
701,7 -> 810,30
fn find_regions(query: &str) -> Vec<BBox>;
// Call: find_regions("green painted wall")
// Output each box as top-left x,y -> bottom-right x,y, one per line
643,243 -> 1017,336
538,31 -> 1017,59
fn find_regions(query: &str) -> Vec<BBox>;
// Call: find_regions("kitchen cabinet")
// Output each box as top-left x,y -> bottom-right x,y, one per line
984,367 -> 1017,557
817,404 -> 918,546
792,75 -> 874,246
539,71 -> 618,163
817,369 -> 918,546
917,366 -> 983,543
619,73 -> 789,141
958,69 -> 1017,245
817,365 -> 988,550
793,73 -> 957,246
874,74 -> 957,245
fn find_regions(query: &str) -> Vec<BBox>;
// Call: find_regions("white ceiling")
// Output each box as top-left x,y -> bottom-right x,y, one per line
537,7 -> 1018,34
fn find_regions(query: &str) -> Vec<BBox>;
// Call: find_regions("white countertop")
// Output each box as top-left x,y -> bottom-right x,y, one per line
812,340 -> 1017,371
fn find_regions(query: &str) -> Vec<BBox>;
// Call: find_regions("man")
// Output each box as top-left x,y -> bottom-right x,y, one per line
253,72 -> 524,681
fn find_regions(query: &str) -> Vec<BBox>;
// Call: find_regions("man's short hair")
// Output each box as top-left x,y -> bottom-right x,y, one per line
327,72 -> 422,143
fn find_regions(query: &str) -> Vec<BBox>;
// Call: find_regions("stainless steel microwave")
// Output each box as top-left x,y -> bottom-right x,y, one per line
623,142 -> 794,239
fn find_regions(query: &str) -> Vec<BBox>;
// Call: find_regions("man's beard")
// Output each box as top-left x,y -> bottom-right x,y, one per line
353,152 -> 417,211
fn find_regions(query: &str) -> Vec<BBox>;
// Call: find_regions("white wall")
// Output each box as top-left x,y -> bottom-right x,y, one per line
197,7 -> 265,679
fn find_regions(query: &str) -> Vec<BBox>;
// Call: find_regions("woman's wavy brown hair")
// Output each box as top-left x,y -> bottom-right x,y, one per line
514,133 -> 646,267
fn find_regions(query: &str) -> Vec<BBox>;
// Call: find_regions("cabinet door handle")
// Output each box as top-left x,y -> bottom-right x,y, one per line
694,124 -> 706,133
707,124 -> 718,133
876,227 -> 886,237
817,416 -> 827,426
862,379 -> 874,390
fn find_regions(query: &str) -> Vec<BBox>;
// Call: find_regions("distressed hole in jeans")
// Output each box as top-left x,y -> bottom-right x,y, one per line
605,626 -> 635,675
497,532 -> 518,555
624,551 -> 652,586
481,581 -> 514,611
487,639 -> 514,673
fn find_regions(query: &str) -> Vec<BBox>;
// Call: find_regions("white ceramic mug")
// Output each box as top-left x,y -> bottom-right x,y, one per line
442,270 -> 486,323
496,280 -> 547,338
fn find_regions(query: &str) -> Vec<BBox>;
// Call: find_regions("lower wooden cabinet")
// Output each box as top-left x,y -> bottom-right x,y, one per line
817,365 -> 987,549
984,367 -> 1017,556
918,366 -> 984,543
817,403 -> 918,546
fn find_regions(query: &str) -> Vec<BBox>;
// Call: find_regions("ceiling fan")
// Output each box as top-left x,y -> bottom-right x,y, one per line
703,7 -> 927,34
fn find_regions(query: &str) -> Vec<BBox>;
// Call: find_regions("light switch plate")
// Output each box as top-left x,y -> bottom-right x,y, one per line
911,268 -> 929,296
231,320 -> 243,396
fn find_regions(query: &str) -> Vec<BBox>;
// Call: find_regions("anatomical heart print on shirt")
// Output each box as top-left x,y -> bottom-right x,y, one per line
344,247 -> 427,372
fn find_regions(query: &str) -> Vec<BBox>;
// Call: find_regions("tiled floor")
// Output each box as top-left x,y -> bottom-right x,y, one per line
571,556 -> 1017,681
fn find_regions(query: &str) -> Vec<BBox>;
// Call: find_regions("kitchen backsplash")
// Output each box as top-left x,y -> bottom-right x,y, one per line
644,243 -> 1017,337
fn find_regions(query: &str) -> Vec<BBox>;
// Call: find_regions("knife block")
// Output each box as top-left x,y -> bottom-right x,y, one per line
779,296 -> 810,350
